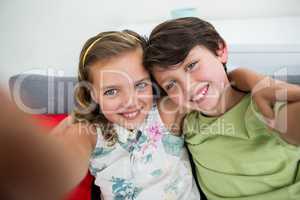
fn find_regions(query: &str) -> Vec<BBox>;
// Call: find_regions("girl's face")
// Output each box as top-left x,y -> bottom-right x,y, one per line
90,48 -> 153,130
152,45 -> 228,115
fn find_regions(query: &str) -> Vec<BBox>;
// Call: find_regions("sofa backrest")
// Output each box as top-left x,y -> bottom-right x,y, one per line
9,74 -> 77,114
9,73 -> 300,114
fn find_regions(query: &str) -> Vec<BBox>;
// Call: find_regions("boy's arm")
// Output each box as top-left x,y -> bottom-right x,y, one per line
228,67 -> 300,119
228,67 -> 265,92
228,68 -> 300,145
262,82 -> 300,145
271,101 -> 300,145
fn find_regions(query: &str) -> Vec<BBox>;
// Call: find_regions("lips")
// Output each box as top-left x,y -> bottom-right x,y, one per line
119,109 -> 142,120
191,84 -> 209,103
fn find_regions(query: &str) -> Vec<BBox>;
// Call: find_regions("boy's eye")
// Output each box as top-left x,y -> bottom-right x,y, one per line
103,89 -> 118,96
136,82 -> 148,91
164,80 -> 176,91
186,61 -> 198,72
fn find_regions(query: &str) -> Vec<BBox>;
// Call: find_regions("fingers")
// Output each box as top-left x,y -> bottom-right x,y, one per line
255,99 -> 277,131
255,98 -> 275,120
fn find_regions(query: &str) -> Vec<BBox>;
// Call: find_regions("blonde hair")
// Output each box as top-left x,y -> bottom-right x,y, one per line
72,30 -> 146,146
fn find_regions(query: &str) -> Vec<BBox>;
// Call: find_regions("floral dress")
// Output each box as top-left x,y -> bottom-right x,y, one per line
89,104 -> 200,200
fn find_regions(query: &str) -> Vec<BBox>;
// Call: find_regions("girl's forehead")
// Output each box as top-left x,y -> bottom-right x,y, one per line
90,49 -> 149,79
91,63 -> 149,81
90,62 -> 149,89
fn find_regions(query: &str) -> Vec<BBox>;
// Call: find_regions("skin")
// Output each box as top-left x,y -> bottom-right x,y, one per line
152,44 -> 300,145
0,90 -> 83,200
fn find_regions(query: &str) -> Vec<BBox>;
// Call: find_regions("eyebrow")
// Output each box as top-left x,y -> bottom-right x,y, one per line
155,62 -> 182,72
134,77 -> 151,84
156,49 -> 195,74
182,51 -> 196,69
158,74 -> 175,86
156,56 -> 194,84
101,77 -> 151,90
101,85 -> 120,90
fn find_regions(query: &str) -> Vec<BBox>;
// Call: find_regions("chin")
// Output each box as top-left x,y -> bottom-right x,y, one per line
119,115 -> 147,130
194,98 -> 219,114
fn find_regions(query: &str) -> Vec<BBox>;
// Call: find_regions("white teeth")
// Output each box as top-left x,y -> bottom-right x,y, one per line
192,85 -> 208,102
202,87 -> 208,95
123,111 -> 139,119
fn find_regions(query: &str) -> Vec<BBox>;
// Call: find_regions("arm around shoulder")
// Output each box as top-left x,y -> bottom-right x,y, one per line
271,101 -> 300,146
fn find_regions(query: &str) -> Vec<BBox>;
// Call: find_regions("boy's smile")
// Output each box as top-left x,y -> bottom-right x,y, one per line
190,83 -> 209,103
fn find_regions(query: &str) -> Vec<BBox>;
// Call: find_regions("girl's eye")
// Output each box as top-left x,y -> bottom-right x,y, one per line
165,80 -> 176,91
186,61 -> 198,72
136,82 -> 148,91
103,89 -> 118,96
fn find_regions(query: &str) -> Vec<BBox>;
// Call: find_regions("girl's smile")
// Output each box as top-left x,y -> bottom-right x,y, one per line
118,107 -> 143,120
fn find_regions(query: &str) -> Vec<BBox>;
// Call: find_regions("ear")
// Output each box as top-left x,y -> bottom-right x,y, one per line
216,42 -> 228,64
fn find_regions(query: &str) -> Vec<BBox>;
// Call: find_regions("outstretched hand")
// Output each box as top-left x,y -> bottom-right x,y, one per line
0,89 -> 75,200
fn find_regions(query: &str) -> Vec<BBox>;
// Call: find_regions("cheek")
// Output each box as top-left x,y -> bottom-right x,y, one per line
193,64 -> 226,84
100,97 -> 123,113
192,66 -> 210,81
99,99 -> 122,125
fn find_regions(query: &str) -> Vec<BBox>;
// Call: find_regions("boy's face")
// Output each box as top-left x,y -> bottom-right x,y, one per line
152,45 -> 229,114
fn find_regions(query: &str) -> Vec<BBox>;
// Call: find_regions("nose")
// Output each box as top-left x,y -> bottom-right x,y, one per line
180,75 -> 194,101
123,88 -> 139,109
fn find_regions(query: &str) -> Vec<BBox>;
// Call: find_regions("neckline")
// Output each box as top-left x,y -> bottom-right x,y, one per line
198,93 -> 250,122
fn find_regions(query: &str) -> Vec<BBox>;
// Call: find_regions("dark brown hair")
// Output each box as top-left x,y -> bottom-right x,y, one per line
144,17 -> 226,71
72,30 -> 146,145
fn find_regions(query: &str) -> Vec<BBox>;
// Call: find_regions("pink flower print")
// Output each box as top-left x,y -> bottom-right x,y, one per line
147,123 -> 162,142
139,123 -> 163,156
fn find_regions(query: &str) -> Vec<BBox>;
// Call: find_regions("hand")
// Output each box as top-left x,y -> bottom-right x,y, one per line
251,77 -> 300,122
0,89 -> 78,200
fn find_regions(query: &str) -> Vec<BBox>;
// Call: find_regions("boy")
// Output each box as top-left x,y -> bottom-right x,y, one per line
144,17 -> 300,200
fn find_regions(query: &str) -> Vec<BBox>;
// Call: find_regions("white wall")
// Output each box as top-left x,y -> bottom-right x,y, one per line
1,0 -> 300,89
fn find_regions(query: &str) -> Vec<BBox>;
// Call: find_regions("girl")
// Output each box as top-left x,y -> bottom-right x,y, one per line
144,17 -> 300,200
56,30 -> 201,200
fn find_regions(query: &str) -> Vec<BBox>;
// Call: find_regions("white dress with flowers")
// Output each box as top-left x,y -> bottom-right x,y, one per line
89,104 -> 200,200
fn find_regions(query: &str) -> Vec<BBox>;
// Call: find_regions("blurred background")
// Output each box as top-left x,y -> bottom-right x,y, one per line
1,0 -> 300,90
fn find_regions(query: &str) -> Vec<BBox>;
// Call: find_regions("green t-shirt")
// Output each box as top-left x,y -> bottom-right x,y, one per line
184,94 -> 300,200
